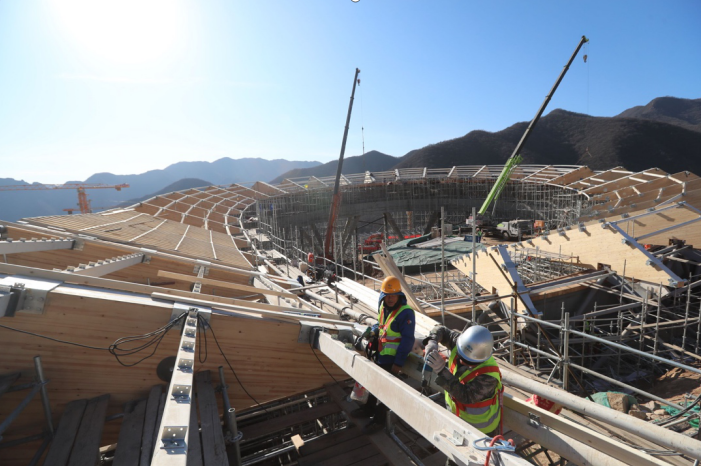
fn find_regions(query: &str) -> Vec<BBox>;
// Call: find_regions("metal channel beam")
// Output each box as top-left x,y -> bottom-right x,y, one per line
495,246 -> 541,317
396,353 -> 666,466
605,223 -> 685,287
0,238 -> 74,255
317,332 -> 528,466
68,253 -> 146,277
152,304 -> 210,465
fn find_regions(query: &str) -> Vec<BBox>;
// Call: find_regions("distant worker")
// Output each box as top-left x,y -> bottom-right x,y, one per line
424,325 -> 502,437
352,275 -> 416,434
476,228 -> 483,243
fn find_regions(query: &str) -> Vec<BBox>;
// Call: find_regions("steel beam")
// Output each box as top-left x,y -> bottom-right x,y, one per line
317,332 -> 527,466
67,253 -> 146,277
152,304 -> 210,465
0,238 -> 74,255
396,353 -> 666,466
500,364 -> 701,460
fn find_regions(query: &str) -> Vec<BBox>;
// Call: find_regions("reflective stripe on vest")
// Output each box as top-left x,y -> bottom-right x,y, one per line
378,304 -> 411,357
444,347 -> 503,434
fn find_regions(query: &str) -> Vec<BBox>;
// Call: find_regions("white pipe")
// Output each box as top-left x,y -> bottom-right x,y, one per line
501,369 -> 701,460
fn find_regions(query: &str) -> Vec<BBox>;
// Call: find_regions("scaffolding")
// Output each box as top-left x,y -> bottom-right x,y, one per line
256,169 -> 589,261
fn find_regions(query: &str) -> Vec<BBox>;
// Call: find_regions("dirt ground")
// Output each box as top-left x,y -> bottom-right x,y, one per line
647,362 -> 701,405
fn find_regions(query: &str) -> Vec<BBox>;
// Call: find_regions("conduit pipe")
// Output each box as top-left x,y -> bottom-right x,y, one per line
500,369 -> 701,460
304,289 -> 377,326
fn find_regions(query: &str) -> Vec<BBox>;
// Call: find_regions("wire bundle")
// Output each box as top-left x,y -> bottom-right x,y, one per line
108,312 -> 187,367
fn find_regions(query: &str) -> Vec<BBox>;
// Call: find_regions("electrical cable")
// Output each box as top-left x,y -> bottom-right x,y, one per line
197,315 -> 266,410
108,313 -> 187,367
0,323 -> 111,351
0,313 -> 187,367
307,328 -> 339,383
198,317 -> 208,364
657,392 -> 701,427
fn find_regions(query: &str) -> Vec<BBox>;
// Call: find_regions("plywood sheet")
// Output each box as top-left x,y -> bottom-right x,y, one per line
0,287 -> 347,464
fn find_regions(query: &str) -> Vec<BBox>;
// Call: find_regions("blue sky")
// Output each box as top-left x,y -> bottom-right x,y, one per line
1,0 -> 699,184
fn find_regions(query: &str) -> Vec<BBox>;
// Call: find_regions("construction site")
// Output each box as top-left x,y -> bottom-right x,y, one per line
0,160 -> 700,466
2,36 -> 701,466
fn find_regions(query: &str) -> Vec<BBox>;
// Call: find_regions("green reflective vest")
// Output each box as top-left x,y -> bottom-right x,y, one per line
378,304 -> 411,358
444,347 -> 503,434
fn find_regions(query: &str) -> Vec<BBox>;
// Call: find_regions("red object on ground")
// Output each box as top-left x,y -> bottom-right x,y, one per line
525,394 -> 563,414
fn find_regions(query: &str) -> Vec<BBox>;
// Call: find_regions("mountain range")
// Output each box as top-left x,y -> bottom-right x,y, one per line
1,96 -> 699,222
273,96 -> 701,181
0,158 -> 319,222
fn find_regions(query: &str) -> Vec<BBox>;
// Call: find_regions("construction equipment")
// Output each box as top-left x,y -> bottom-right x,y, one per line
477,35 -> 589,218
0,183 -> 129,214
324,68 -> 361,259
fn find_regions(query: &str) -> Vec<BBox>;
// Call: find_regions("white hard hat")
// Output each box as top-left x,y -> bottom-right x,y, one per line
456,325 -> 494,363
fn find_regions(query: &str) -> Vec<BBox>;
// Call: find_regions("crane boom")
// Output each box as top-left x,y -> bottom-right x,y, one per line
478,35 -> 589,216
324,68 -> 361,259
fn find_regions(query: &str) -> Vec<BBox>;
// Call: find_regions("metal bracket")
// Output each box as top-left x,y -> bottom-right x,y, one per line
170,302 -> 211,326
448,429 -> 465,446
161,426 -> 188,451
171,384 -> 192,401
0,276 -> 62,315
528,412 -> 541,427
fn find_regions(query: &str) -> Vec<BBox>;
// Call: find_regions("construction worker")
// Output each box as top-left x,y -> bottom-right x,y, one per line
424,325 -> 502,437
352,275 -> 416,434
476,228 -> 483,243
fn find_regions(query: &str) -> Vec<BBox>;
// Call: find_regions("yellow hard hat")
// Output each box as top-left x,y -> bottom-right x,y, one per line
381,276 -> 401,294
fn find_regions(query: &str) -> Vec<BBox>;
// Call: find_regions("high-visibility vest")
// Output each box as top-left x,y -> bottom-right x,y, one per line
378,304 -> 411,358
444,347 -> 503,434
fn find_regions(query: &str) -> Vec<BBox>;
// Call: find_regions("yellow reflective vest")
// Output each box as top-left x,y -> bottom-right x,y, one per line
444,347 -> 503,434
378,304 -> 411,358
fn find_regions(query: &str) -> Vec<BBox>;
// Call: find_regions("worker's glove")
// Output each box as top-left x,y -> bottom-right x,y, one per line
424,339 -> 438,356
426,350 -> 446,373
361,326 -> 373,339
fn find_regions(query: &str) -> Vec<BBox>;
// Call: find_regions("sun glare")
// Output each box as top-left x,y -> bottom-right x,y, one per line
48,0 -> 186,65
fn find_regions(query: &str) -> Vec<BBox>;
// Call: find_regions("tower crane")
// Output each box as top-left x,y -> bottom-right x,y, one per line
0,183 -> 129,214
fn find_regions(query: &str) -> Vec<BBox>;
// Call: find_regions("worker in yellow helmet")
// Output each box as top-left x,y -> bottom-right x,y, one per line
352,275 -> 416,434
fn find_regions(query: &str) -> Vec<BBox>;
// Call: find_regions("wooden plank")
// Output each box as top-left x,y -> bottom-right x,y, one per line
113,399 -> 147,466
291,434 -> 305,453
139,385 -> 163,466
67,394 -> 111,466
150,393 -> 166,463
314,441 -> 381,466
298,437 -> 374,465
157,270 -> 296,298
299,428 -> 362,456
243,402 -> 341,441
195,371 -> 228,466
0,291 -> 348,464
136,387 -> 161,464
0,372 -> 20,398
422,451 -> 448,466
346,453 -> 388,466
187,392 -> 203,466
324,383 -> 416,466
43,399 -> 88,466
376,245 -> 426,315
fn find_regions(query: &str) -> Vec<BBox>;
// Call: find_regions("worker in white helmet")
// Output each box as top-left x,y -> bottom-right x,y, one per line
424,325 -> 503,437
